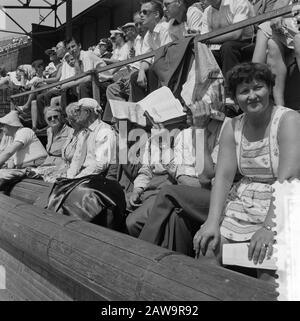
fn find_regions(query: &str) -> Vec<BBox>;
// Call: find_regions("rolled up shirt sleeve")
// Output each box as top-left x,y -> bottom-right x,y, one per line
233,0 -> 253,24
133,164 -> 153,190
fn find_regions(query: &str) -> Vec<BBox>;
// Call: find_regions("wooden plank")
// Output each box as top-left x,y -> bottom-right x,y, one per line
0,194 -> 276,301
9,179 -> 51,204
60,222 -> 277,301
0,240 -> 99,301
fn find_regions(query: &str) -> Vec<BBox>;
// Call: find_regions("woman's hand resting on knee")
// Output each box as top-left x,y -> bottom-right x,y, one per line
193,221 -> 220,259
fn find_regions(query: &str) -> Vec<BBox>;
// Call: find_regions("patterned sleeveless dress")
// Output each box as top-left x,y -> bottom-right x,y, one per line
220,106 -> 291,241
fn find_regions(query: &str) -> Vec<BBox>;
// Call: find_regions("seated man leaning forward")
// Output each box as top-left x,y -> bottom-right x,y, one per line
0,111 -> 48,190
126,101 -> 228,238
46,98 -> 126,231
138,101 -> 229,254
201,0 -> 255,76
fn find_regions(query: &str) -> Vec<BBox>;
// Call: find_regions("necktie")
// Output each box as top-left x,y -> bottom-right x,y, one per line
66,129 -> 89,178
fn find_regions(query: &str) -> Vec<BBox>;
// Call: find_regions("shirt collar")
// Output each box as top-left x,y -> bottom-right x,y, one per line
152,20 -> 165,34
88,118 -> 101,132
79,50 -> 86,61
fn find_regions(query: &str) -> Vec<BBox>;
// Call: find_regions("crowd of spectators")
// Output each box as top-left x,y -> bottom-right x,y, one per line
1,0 -> 300,286
0,36 -> 31,55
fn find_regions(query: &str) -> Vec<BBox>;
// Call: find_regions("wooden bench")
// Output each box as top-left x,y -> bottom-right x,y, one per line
6,178 -> 51,205
0,179 -> 277,301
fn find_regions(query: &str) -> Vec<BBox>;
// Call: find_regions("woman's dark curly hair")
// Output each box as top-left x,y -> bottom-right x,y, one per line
226,62 -> 276,100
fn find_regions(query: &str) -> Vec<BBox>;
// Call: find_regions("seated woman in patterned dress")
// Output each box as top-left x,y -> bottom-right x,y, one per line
193,62 -> 300,280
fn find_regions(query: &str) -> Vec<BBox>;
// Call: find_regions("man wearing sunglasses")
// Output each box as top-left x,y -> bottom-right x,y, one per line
103,12 -> 148,123
130,0 -> 172,101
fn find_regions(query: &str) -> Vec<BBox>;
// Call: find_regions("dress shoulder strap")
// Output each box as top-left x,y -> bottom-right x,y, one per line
269,106 -> 292,177
233,114 -> 245,171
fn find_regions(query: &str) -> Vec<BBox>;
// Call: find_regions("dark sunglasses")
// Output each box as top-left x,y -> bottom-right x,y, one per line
47,115 -> 59,122
140,9 -> 154,16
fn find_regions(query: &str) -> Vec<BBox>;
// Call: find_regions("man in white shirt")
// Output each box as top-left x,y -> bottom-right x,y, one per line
103,13 -> 148,123
104,30 -> 130,65
130,0 -> 173,102
126,104 -> 228,238
64,36 -> 106,104
72,98 -> 117,178
164,0 -> 205,41
201,0 -> 255,76
34,41 -> 72,130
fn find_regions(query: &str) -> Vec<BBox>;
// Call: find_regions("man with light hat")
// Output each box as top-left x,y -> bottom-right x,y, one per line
0,111 -> 47,174
121,22 -> 138,58
44,46 -> 62,79
66,98 -> 117,179
95,38 -> 113,59
103,29 -> 130,65
103,12 -> 148,123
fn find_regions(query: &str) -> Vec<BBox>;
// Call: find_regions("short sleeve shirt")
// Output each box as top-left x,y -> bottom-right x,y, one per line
111,43 -> 131,61
201,0 -> 255,40
14,127 -> 48,167
79,50 -> 106,72
142,20 -> 173,54
168,5 -> 203,41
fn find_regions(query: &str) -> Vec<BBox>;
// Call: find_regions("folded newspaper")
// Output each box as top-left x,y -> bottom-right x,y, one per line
222,243 -> 277,270
109,86 -> 186,127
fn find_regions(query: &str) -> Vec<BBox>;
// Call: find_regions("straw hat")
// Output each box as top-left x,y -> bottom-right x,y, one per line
0,111 -> 24,128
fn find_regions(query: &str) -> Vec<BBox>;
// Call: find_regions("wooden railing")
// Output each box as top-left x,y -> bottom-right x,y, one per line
9,3 -> 300,104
